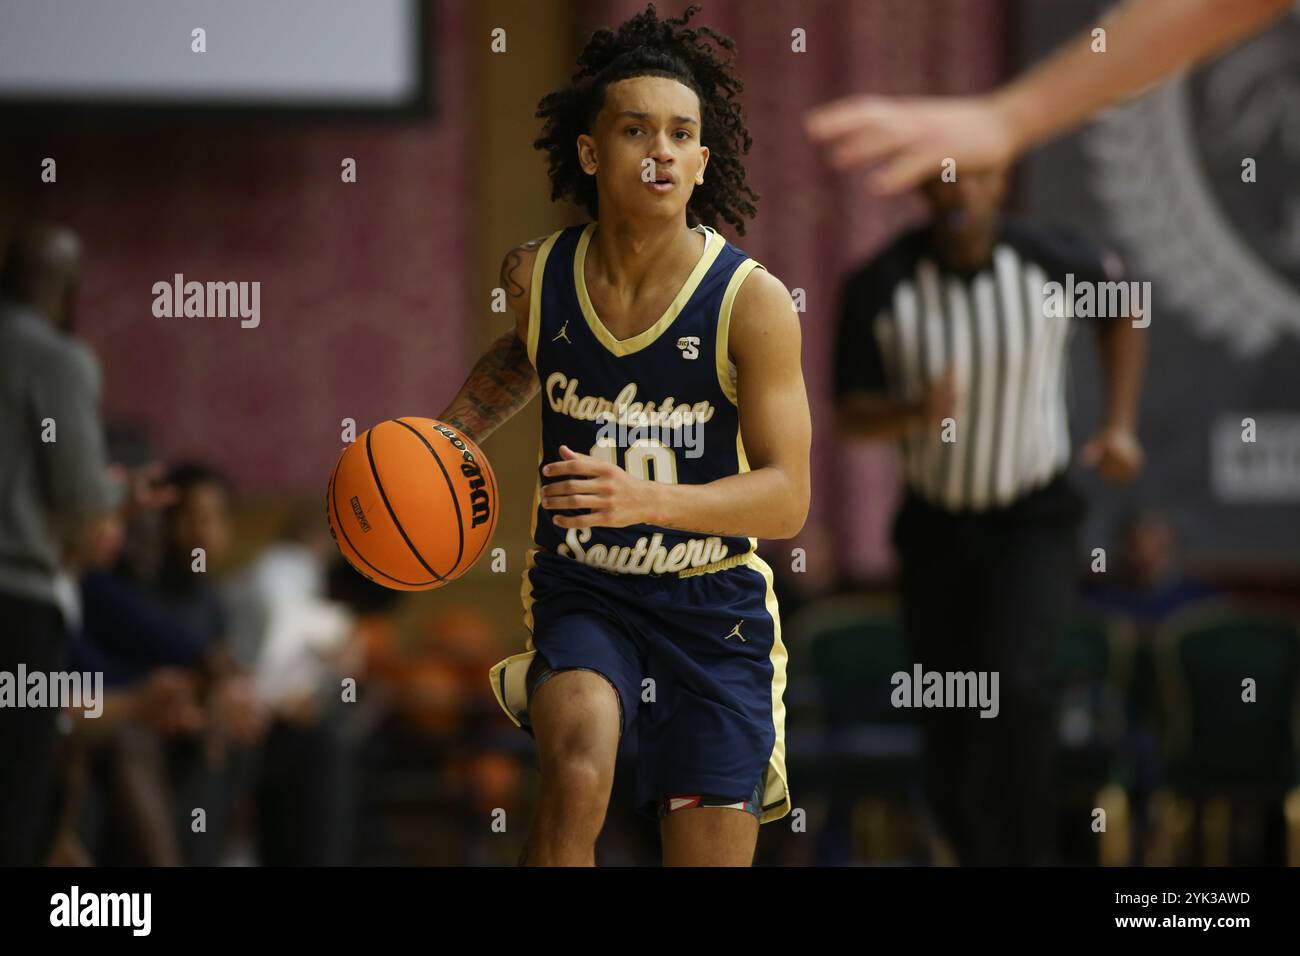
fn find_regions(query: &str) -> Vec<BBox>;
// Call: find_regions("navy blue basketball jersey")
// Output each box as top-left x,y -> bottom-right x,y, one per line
524,222 -> 764,579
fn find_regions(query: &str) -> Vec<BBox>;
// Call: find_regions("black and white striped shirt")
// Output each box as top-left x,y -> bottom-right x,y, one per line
834,223 -> 1117,513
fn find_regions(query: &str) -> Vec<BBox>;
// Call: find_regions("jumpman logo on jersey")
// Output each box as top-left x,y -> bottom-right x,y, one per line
552,320 -> 572,344
724,620 -> 746,642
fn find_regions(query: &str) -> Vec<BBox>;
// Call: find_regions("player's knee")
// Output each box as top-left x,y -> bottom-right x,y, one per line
530,666 -> 623,749
538,749 -> 613,800
536,752 -> 614,832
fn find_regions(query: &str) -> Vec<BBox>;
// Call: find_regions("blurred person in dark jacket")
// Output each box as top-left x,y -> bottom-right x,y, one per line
74,495 -> 216,867
0,225 -> 173,865
153,463 -> 266,864
1085,510 -> 1217,626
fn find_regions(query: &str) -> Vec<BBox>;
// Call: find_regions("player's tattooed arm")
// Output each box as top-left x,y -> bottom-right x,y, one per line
438,328 -> 537,443
540,269 -> 812,540
438,237 -> 548,443
497,239 -> 536,300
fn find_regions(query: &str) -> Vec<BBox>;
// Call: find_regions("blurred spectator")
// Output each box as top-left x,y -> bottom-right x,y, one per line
228,510 -> 350,706
1082,510 -> 1222,864
51,665 -> 207,868
225,519 -> 363,865
1085,510 -> 1217,626
404,606 -> 503,737
64,461 -> 242,865
150,463 -> 266,864
1082,511 -> 1213,753
0,225 -> 127,865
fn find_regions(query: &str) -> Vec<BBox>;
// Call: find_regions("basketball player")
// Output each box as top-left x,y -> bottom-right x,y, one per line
435,5 -> 810,866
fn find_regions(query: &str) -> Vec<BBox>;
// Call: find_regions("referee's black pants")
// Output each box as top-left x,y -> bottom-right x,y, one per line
893,475 -> 1084,866
0,590 -> 69,866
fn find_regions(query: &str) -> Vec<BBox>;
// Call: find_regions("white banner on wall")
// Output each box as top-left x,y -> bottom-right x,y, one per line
0,0 -> 421,106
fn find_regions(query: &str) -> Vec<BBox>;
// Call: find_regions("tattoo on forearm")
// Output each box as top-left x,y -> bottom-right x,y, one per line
500,249 -> 526,300
441,237 -> 548,443
439,329 -> 538,443
499,236 -> 546,304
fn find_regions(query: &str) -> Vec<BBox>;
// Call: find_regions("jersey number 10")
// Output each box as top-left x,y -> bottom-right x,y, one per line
591,438 -> 680,485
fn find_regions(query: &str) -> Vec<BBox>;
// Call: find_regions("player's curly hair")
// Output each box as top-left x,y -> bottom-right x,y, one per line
533,3 -> 758,234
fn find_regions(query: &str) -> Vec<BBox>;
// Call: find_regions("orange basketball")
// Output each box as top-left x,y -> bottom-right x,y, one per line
325,417 -> 498,591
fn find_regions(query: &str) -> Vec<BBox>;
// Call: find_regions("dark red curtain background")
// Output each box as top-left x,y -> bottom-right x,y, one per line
584,0 -> 1012,578
18,0 -> 475,495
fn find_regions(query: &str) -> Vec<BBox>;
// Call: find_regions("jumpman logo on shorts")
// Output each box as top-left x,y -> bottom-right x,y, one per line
724,620 -> 746,642
552,320 -> 572,344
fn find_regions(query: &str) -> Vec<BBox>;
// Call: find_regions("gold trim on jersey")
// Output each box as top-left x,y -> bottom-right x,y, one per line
677,550 -> 750,577
720,260 -> 789,823
714,257 -> 763,405
745,550 -> 791,824
488,649 -> 533,731
520,436 -> 545,634
526,231 -> 563,367
487,435 -> 546,731
573,222 -> 725,357
735,413 -> 759,557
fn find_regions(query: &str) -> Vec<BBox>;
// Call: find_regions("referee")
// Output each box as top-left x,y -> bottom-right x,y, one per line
833,168 -> 1145,865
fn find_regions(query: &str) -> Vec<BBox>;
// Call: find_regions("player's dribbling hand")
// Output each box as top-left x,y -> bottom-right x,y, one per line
1079,426 -> 1144,483
540,445 -> 656,530
805,94 -> 1018,195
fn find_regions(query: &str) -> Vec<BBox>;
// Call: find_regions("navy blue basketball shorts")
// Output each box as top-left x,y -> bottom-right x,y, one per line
489,548 -> 790,824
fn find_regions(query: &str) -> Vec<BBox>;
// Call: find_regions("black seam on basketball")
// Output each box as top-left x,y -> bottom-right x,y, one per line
329,455 -> 433,588
331,459 -> 433,588
366,424 -> 446,582
392,418 -> 465,577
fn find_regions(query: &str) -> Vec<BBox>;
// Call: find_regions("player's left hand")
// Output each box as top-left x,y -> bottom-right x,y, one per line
1079,425 -> 1144,483
540,445 -> 657,529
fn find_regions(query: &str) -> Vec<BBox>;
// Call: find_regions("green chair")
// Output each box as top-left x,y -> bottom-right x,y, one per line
784,595 -> 926,863
1057,611 -> 1136,750
799,597 -> 915,729
1148,599 -> 1300,864
1055,610 -> 1138,865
